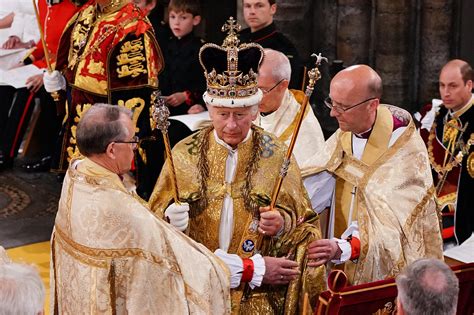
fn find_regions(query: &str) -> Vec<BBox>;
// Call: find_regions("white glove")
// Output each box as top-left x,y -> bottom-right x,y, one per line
164,202 -> 189,232
43,70 -> 66,93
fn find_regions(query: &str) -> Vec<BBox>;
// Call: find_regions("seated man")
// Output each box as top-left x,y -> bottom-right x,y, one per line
396,258 -> 459,315
51,104 -> 231,314
149,18 -> 325,314
0,260 -> 45,315
306,65 -> 443,285
255,48 -> 333,214
415,59 -> 473,246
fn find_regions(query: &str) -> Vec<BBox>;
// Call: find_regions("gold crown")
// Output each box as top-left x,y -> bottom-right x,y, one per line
199,17 -> 264,107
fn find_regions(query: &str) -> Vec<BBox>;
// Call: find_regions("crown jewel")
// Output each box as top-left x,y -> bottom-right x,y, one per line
199,17 -> 264,107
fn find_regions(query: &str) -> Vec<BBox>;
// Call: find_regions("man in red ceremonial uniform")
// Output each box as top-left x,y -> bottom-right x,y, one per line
0,0 -> 82,171
415,59 -> 474,246
44,0 -> 163,197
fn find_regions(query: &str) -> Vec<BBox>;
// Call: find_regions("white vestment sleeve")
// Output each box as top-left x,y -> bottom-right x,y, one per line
303,171 -> 336,214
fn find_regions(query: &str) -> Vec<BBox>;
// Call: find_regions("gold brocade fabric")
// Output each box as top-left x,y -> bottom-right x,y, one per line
315,105 -> 443,285
149,126 -> 326,314
255,89 -> 326,178
51,158 -> 231,314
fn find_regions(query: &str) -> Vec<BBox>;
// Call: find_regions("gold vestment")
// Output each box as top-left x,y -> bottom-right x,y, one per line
51,158 -> 231,314
149,126 -> 326,314
311,105 -> 443,285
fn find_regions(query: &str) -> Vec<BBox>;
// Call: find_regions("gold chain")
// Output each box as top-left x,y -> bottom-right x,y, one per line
427,112 -> 467,175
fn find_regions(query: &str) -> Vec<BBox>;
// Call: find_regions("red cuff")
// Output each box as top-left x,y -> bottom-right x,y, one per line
348,236 -> 360,260
241,258 -> 254,283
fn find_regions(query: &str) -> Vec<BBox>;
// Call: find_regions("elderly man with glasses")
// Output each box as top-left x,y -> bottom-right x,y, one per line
255,49 -> 332,214
305,64 -> 443,285
51,104 -> 232,314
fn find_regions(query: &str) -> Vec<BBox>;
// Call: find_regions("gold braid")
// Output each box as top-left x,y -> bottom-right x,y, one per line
194,125 -> 263,215
243,126 -> 264,216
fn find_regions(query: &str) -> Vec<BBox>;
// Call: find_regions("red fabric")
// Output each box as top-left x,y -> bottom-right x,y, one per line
31,0 -> 79,69
184,91 -> 192,106
315,263 -> 474,315
241,258 -> 254,283
10,92 -> 35,158
349,237 -> 360,260
442,226 -> 455,240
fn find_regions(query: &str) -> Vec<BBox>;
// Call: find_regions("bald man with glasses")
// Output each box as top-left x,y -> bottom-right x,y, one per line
305,65 -> 443,285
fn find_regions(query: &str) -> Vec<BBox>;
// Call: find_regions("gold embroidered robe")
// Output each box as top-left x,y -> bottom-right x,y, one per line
149,126 -> 325,314
311,105 -> 443,285
51,158 -> 231,314
255,89 -> 325,177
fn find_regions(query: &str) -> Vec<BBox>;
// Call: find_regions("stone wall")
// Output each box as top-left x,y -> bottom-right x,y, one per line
268,0 -> 466,113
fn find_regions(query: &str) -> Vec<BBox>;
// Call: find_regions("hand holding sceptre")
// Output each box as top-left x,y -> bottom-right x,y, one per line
151,91 -> 180,204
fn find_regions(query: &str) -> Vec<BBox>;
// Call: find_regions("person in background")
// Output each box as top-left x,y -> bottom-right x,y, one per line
396,258 -> 459,315
0,261 -> 45,315
415,59 -> 473,247
43,0 -> 163,199
255,48 -> 333,217
159,0 -> 207,116
0,0 -> 81,172
239,0 -> 303,90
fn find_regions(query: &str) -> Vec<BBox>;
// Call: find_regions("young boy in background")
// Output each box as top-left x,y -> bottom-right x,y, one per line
159,0 -> 206,115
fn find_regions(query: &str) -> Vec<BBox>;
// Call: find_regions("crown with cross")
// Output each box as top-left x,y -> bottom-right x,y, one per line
199,17 -> 264,107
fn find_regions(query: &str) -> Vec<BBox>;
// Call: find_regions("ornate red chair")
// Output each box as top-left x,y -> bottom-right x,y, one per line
314,263 -> 474,315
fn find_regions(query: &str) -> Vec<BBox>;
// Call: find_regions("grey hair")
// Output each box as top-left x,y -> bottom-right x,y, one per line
207,104 -> 259,115
0,262 -> 45,315
262,48 -> 291,82
76,104 -> 133,157
396,258 -> 459,315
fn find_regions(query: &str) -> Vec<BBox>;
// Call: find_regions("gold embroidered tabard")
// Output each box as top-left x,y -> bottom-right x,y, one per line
149,126 -> 326,314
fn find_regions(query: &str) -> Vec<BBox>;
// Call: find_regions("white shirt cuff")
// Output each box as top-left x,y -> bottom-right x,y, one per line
249,254 -> 265,289
330,238 -> 351,264
214,250 -> 266,289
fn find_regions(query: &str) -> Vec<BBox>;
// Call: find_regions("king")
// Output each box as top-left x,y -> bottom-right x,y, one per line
149,17 -> 325,314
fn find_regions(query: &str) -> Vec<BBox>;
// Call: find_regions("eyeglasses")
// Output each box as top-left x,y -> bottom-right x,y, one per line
260,79 -> 284,94
324,96 -> 377,113
114,136 -> 140,150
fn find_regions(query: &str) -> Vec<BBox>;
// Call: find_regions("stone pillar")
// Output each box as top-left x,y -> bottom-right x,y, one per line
418,0 -> 453,107
336,0 -> 372,65
374,0 -> 415,110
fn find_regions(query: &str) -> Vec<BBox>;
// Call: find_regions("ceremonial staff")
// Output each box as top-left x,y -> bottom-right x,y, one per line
32,0 -> 62,113
269,53 -> 327,210
243,53 -> 327,300
151,91 -> 180,204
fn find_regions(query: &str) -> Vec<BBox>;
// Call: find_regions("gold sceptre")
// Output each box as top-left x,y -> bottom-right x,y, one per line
32,0 -> 61,103
257,53 -> 326,249
242,54 -> 327,301
269,53 -> 327,211
151,91 -> 180,204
